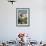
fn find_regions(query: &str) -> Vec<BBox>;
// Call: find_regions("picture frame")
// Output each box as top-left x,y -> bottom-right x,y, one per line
16,8 -> 30,27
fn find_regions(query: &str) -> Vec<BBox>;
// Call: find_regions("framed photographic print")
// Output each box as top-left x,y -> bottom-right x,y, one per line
16,8 -> 30,27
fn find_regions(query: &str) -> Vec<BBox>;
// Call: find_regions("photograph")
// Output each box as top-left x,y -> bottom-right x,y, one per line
16,8 -> 30,27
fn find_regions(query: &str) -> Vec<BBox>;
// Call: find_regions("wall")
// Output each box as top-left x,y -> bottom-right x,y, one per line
0,0 -> 46,42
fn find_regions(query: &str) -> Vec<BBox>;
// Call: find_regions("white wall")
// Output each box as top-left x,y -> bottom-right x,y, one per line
0,0 -> 46,41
